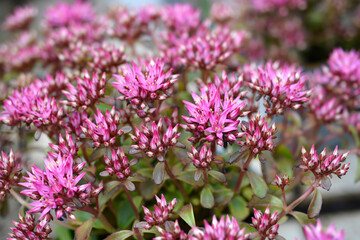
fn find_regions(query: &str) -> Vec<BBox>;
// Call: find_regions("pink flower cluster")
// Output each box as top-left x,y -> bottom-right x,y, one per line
251,207 -> 280,240
0,150 -> 21,200
3,5 -> 37,32
9,213 -> 52,240
302,220 -> 345,240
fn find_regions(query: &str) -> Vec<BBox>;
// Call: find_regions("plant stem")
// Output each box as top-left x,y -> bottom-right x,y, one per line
279,178 -> 320,218
98,213 -> 116,233
234,153 -> 254,193
134,227 -> 144,240
124,186 -> 140,220
164,161 -> 187,200
281,188 -> 287,208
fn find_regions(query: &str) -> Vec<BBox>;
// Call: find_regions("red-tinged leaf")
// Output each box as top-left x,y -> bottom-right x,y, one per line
247,171 -> 268,198
200,187 -> 214,209
153,162 -> 165,185
308,188 -> 322,218
320,176 -> 332,191
228,151 -> 243,164
248,194 -> 284,212
123,179 -> 135,191
75,217 -> 96,240
178,204 -> 196,227
194,169 -> 202,181
290,211 -> 316,226
105,230 -> 133,240
208,170 -> 226,183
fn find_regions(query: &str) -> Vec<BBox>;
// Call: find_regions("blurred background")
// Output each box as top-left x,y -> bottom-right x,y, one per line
1,0 -> 360,239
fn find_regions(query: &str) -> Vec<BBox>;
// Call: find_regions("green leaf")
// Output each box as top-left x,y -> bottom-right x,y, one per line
248,194 -> 284,212
247,171 -> 268,198
290,211 -> 316,226
75,217 -> 96,240
116,196 -> 142,229
55,225 -> 73,240
229,196 -> 250,220
355,155 -> 360,183
308,188 -> 322,218
153,162 -> 165,185
139,179 -> 161,200
213,187 -> 234,206
348,125 -> 360,147
208,170 -> 226,183
178,170 -> 204,186
228,151 -> 243,164
178,204 -> 196,227
200,187 -> 215,208
105,230 -> 133,240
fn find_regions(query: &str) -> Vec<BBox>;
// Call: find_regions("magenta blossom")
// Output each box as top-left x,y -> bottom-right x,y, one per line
302,220 -> 345,240
190,215 -> 251,240
251,206 -> 280,240
3,5 -> 37,32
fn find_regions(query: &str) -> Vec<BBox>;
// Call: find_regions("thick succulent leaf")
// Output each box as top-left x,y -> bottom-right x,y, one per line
104,230 -> 133,240
228,151 -> 243,164
178,204 -> 196,227
247,171 -> 268,198
200,187 -> 215,209
153,162 -> 165,185
308,188 -> 322,218
208,170 -> 226,183
248,194 -> 284,212
320,176 -> 332,191
213,187 -> 234,206
290,211 -> 316,226
75,217 -> 96,240
229,196 -> 250,220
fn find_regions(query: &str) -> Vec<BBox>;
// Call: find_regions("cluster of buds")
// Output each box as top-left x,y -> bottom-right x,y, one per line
0,86 -> 64,133
154,220 -> 188,240
179,25 -> 245,71
62,71 -> 107,110
2,5 -> 37,32
190,215 -> 251,240
130,119 -> 181,161
246,61 -> 310,116
302,220 -> 345,240
48,132 -> 78,158
187,145 -> 214,170
273,173 -> 290,189
81,108 -> 127,148
213,71 -> 247,100
8,213 -> 51,240
88,43 -> 127,73
20,152 -> 101,221
102,148 -> 137,191
112,59 -> 178,109
210,3 -> 235,24
251,207 -> 280,240
238,114 -> 276,156
182,84 -> 248,146
141,194 -> 177,229
65,110 -> 89,138
300,145 -> 349,190
0,150 -> 21,200
5,46 -> 40,72
31,73 -> 69,98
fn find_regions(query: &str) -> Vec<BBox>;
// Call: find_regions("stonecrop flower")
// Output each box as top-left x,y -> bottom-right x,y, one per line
130,118 -> 181,162
251,0 -> 307,15
44,0 -> 95,28
65,110 -> 89,138
210,2 -> 235,24
20,152 -> 99,221
3,5 -> 37,32
190,215 -> 251,240
62,70 -> 107,110
140,194 -> 177,229
328,48 -> 360,82
155,220 -> 188,240
0,150 -> 21,200
182,83 -> 248,146
300,145 -> 350,190
246,61 -> 310,116
31,72 -> 69,98
302,220 -> 345,240
213,71 -> 247,100
48,132 -> 78,159
9,212 -> 52,240
238,113 -> 277,156
113,59 -> 178,109
188,145 -> 214,170
81,107 -> 126,148
251,207 -> 280,240
102,147 -> 137,191
88,43 -> 127,73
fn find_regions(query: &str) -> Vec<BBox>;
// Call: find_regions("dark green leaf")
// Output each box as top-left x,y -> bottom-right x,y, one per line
248,194 -> 284,212
229,196 -> 250,220
139,180 -> 161,200
208,170 -> 226,183
55,225 -> 73,240
105,230 -> 133,240
75,217 -> 96,240
213,187 -> 234,206
247,171 -> 268,198
290,211 -> 316,226
116,196 -> 142,229
200,187 -> 215,209
178,170 -> 204,186
178,204 -> 196,227
308,188 -> 322,218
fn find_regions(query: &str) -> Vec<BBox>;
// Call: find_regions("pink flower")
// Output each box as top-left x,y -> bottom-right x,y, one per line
210,2 -> 235,24
251,206 -> 280,240
302,220 -> 345,240
48,132 -> 78,159
188,145 -> 213,169
88,43 -> 126,73
65,110 -> 89,138
113,59 -> 177,108
3,5 -> 37,32
155,220 -> 187,240
44,0 -> 95,27
246,61 -> 310,116
328,48 -> 360,82
190,215 -> 251,240
62,70 -> 107,110
300,145 -> 350,190
0,150 -> 21,200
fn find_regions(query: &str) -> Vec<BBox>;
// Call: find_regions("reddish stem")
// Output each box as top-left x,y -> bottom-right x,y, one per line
234,153 -> 254,193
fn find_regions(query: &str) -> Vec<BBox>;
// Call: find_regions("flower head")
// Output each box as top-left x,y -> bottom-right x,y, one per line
88,43 -> 126,73
328,48 -> 360,82
302,220 -> 345,240
3,5 -> 37,32
300,145 -> 350,190
155,220 -> 188,240
251,207 -> 280,240
0,150 -> 21,200
190,215 -> 251,240
188,145 -> 214,170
